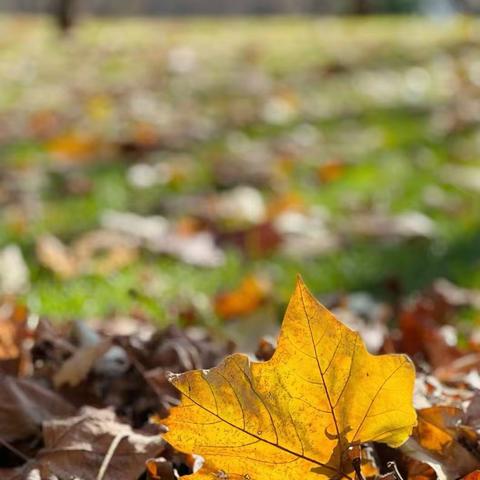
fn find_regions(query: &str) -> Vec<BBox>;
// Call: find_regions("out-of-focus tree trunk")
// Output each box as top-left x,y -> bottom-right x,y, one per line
54,0 -> 78,33
310,0 -> 338,14
453,0 -> 480,13
352,0 -> 372,14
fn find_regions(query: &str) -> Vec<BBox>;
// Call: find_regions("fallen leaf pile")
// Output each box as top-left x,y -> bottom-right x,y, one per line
2,277 -> 480,479
0,303 -> 234,480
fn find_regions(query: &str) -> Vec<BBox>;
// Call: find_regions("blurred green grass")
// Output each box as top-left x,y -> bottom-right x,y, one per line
0,15 -> 479,322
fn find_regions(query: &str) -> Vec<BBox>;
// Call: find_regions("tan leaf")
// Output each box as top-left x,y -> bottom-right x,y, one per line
53,339 -> 112,388
19,407 -> 164,480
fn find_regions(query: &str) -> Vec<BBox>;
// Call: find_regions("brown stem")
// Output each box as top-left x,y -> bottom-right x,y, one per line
352,456 -> 366,480
0,437 -> 30,463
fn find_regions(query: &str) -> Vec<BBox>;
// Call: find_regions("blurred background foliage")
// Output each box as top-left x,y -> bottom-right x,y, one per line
1,0 -> 479,16
0,6 -> 479,329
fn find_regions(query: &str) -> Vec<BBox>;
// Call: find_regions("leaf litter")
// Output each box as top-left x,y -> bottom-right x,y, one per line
1,277 -> 480,479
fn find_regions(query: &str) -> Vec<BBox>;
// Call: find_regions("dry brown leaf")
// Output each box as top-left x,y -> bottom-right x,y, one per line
146,458 -> 177,480
218,221 -> 282,257
405,406 -> 480,480
396,293 -> 461,370
53,339 -> 112,388
72,230 -> 139,275
0,376 -> 75,443
36,235 -> 77,279
37,232 -> 139,279
20,407 -> 164,480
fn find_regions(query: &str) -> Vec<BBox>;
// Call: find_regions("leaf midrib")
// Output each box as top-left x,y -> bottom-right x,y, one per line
299,285 -> 345,461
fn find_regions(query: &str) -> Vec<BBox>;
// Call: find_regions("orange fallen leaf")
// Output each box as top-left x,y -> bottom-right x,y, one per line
161,277 -> 417,479
266,192 -> 305,220
317,158 -> 347,183
0,299 -> 29,375
46,131 -> 100,164
146,458 -> 162,479
405,406 -> 480,479
463,471 -> 480,480
214,275 -> 270,320
406,459 -> 436,480
133,121 -> 160,149
415,407 -> 463,454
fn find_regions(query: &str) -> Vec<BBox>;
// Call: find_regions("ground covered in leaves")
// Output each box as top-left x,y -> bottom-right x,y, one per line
0,16 -> 480,323
3,277 -> 480,479
1,14 -> 480,480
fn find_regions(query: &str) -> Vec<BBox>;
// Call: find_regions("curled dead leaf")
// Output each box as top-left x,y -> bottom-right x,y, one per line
53,339 -> 112,388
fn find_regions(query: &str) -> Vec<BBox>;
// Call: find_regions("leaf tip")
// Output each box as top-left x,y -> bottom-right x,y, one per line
295,273 -> 305,287
294,274 -> 311,298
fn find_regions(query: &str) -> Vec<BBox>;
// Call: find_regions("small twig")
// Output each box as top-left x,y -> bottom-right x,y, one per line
352,457 -> 366,480
96,433 -> 127,480
348,443 -> 366,480
385,461 -> 404,480
0,437 -> 30,463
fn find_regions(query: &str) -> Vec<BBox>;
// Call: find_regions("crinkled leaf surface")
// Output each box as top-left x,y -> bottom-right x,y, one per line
162,278 -> 416,479
15,407 -> 164,480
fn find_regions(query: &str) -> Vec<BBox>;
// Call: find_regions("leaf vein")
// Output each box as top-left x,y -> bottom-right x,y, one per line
351,360 -> 407,443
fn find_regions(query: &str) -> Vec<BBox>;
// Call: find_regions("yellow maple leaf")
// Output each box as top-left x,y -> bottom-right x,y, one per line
162,277 -> 416,479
